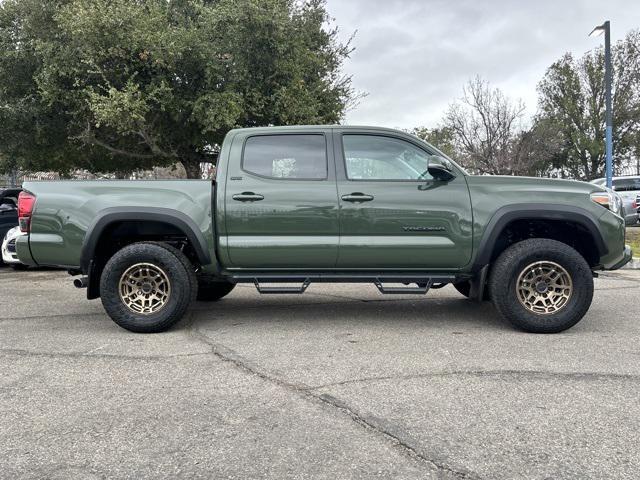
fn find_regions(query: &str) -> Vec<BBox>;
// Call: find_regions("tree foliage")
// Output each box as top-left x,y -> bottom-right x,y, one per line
0,0 -> 355,177
431,76 -> 543,175
536,30 -> 640,179
411,126 -> 457,159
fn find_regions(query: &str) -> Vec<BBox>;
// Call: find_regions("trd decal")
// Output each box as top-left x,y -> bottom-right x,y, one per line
402,226 -> 446,232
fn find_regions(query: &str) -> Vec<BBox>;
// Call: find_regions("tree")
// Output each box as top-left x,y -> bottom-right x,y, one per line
442,76 -> 528,175
0,0 -> 355,178
510,118 -> 566,177
411,126 -> 457,159
536,29 -> 640,180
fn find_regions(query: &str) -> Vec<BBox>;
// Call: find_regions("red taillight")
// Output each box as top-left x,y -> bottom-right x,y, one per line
18,191 -> 36,233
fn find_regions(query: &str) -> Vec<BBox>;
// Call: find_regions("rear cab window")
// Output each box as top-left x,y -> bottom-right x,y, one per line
242,135 -> 328,180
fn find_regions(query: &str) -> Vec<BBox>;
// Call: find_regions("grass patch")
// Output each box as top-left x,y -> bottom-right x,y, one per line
627,227 -> 640,258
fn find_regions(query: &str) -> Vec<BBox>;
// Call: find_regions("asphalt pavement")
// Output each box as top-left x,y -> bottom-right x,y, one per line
1,267 -> 639,479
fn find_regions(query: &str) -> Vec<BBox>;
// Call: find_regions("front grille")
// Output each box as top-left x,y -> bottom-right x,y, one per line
7,239 -> 16,253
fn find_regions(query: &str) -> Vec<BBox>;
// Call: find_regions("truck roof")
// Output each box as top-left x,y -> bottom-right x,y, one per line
227,125 -> 409,135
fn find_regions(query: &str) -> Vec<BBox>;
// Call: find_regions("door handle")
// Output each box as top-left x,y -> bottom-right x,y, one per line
232,192 -> 264,202
341,192 -> 374,202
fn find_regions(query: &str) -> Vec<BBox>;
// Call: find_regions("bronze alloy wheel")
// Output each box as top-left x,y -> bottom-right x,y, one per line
118,262 -> 171,315
516,261 -> 573,315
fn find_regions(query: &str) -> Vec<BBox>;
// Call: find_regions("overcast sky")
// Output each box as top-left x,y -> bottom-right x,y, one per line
325,0 -> 640,129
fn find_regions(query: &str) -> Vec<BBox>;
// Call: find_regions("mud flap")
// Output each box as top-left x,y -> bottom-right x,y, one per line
469,265 -> 489,302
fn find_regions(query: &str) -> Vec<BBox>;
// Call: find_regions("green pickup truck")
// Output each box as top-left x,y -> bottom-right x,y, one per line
16,126 -> 632,333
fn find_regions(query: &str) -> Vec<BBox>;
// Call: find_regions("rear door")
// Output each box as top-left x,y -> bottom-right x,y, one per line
223,129 -> 340,268
334,130 -> 473,269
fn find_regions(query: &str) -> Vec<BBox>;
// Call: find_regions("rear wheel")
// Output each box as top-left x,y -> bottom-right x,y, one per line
100,242 -> 196,333
489,238 -> 593,333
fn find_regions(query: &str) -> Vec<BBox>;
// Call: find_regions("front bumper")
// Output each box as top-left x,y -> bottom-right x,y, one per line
624,213 -> 639,226
605,245 -> 633,270
1,239 -> 21,264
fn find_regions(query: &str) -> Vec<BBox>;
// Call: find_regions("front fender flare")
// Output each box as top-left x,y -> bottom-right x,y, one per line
471,204 -> 607,271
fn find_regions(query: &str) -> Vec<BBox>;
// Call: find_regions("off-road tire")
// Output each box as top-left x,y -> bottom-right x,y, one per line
100,242 -> 196,333
146,241 -> 198,303
488,238 -> 593,333
197,280 -> 235,302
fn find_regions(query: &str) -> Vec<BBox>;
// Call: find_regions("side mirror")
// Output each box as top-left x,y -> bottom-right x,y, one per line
427,163 -> 456,182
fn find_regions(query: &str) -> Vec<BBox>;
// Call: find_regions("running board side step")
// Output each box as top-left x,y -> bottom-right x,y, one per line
238,274 -> 458,295
254,278 -> 311,294
373,279 -> 432,294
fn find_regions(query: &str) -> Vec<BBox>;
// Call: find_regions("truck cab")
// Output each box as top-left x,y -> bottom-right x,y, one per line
216,126 -> 472,270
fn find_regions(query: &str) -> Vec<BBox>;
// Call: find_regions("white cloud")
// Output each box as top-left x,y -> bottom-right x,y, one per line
326,0 -> 640,129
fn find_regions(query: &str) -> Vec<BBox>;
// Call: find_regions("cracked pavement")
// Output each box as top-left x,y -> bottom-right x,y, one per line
1,268 -> 640,479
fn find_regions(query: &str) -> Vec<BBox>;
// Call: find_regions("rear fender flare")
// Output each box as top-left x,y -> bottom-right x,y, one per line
80,207 -> 212,273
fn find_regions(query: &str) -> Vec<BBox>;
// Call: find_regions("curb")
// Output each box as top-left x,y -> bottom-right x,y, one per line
622,258 -> 640,270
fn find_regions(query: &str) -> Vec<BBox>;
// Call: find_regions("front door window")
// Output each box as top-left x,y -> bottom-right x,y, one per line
343,135 -> 432,181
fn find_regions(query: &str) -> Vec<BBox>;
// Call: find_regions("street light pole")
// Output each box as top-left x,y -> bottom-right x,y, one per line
603,21 -> 613,189
590,21 -> 613,188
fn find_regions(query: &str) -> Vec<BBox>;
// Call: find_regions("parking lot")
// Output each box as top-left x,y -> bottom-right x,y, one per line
1,266 -> 640,479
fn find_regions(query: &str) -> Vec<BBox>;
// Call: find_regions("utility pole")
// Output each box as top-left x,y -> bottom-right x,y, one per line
9,168 -> 18,187
590,21 -> 613,188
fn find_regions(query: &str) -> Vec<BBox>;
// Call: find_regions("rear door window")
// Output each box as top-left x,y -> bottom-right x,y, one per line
242,135 -> 327,180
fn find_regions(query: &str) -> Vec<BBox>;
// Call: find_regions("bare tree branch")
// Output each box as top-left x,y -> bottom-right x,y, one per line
444,77 -> 527,175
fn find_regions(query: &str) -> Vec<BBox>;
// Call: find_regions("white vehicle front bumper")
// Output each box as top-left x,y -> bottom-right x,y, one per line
2,227 -> 24,265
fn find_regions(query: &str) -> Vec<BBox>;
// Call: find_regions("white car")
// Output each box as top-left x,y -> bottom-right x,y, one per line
1,226 -> 27,269
590,178 -> 639,226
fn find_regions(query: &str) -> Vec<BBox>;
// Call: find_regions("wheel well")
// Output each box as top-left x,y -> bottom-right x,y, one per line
489,219 -> 600,267
87,220 -> 199,299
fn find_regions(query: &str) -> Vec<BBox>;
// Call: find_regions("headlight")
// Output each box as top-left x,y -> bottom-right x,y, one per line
591,191 -> 623,216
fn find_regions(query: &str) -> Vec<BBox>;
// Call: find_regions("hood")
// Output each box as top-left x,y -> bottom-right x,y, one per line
465,175 -> 603,195
0,188 -> 21,201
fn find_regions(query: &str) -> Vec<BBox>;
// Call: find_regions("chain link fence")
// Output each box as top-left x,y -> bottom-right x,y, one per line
1,163 -> 218,185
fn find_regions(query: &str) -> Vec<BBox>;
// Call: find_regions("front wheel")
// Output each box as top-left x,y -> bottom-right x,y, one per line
100,242 -> 196,333
488,238 -> 594,333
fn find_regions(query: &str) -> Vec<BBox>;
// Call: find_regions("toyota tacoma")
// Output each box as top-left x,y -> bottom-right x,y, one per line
15,126 -> 632,333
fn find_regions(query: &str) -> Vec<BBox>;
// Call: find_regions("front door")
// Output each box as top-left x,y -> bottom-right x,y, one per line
334,131 -> 473,269
223,130 -> 340,269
